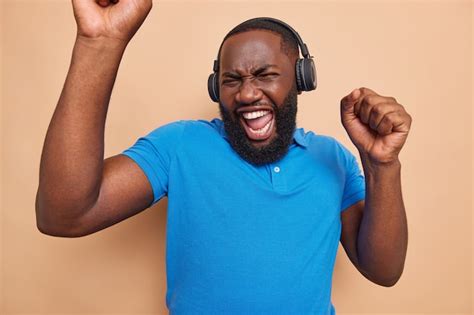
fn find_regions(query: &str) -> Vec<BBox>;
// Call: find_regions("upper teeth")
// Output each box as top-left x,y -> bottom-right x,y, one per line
242,110 -> 270,120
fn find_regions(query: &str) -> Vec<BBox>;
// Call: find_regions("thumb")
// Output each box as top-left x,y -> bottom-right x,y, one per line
340,88 -> 362,128
340,88 -> 361,114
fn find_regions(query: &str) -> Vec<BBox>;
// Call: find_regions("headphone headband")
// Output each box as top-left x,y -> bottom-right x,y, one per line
213,17 -> 312,72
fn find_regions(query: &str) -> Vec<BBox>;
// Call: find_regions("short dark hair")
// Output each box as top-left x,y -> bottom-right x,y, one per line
219,18 -> 300,61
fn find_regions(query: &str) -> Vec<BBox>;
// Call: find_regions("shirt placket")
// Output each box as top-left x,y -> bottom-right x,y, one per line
269,163 -> 287,191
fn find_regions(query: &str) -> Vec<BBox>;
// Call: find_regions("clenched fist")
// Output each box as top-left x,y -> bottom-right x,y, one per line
72,0 -> 153,44
340,87 -> 412,164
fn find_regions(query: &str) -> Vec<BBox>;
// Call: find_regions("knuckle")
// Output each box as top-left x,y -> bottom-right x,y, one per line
406,113 -> 413,126
372,103 -> 385,114
365,95 -> 376,104
360,87 -> 369,93
383,113 -> 394,124
360,87 -> 377,96
386,111 -> 398,122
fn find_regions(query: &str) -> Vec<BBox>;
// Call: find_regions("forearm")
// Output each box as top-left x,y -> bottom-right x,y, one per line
357,156 -> 408,285
36,36 -> 127,231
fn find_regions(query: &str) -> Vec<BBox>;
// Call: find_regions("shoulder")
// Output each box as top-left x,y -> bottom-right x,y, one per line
299,128 -> 357,164
146,118 -> 221,138
300,129 -> 345,151
141,118 -> 225,150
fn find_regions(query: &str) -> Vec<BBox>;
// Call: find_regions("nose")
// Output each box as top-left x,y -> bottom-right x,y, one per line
235,78 -> 263,105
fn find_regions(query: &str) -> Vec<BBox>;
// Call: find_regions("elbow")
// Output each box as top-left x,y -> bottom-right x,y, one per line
35,191 -> 89,238
36,221 -> 87,238
371,269 -> 404,287
376,275 -> 401,287
358,262 -> 404,287
36,216 -> 87,238
36,221 -> 63,237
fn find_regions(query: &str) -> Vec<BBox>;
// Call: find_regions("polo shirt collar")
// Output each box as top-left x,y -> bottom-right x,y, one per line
292,127 -> 308,148
213,118 -> 308,148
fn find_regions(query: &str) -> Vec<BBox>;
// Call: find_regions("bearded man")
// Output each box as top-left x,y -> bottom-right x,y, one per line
36,1 -> 412,314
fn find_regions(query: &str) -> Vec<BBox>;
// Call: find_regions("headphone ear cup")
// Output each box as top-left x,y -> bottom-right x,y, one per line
301,58 -> 317,91
295,59 -> 304,92
208,73 -> 219,102
296,58 -> 317,92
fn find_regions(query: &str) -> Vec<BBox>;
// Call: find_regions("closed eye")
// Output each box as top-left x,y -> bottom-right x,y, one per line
221,72 -> 241,86
222,78 -> 240,86
258,73 -> 279,80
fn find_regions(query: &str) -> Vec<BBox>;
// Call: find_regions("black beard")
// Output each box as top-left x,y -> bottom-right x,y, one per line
218,86 -> 298,166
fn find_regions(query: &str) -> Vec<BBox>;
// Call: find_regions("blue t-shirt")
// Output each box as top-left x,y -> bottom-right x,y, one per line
122,118 -> 365,315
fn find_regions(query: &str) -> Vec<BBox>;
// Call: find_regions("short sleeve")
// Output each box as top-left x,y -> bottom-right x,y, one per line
339,145 -> 366,212
121,121 -> 186,206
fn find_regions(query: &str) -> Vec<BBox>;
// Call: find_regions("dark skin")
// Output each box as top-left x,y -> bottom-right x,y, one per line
218,30 -> 298,147
339,87 -> 411,287
36,0 -> 410,288
218,31 -> 410,287
36,0 -> 155,236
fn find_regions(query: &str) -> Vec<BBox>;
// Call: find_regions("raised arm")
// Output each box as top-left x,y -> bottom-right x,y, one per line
339,87 -> 412,286
36,0 -> 153,237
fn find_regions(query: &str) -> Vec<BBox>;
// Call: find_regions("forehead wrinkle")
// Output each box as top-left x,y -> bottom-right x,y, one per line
224,64 -> 279,77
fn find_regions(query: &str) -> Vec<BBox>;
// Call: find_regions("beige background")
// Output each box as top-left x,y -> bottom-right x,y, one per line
1,0 -> 473,314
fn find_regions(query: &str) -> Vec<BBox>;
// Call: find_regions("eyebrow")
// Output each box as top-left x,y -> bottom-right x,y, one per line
222,64 -> 278,78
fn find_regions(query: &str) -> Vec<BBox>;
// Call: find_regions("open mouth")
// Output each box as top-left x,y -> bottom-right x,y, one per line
237,107 -> 275,142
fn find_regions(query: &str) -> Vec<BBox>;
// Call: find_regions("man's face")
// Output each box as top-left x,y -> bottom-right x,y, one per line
218,30 -> 298,165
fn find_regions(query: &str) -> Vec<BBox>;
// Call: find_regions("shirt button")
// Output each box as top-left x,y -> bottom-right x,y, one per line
274,166 -> 280,173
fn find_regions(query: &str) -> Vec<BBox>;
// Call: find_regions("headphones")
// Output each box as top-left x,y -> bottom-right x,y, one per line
207,17 -> 317,103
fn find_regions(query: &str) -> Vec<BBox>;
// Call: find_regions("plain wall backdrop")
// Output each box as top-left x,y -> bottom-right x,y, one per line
1,0 -> 472,314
